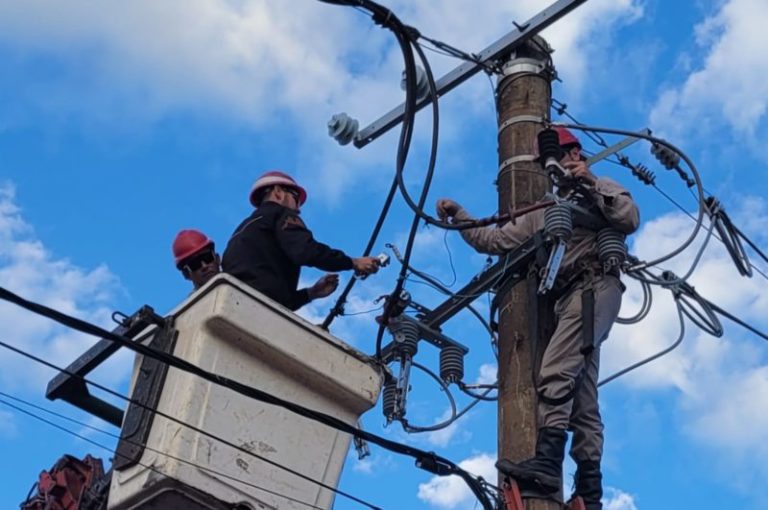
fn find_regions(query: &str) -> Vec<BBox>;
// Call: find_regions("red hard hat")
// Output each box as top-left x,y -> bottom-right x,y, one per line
249,170 -> 307,207
553,126 -> 581,149
172,229 -> 214,266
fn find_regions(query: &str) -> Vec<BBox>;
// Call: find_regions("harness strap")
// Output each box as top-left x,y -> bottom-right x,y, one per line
580,280 -> 596,356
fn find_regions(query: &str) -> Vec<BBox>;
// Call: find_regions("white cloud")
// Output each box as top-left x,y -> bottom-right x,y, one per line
422,407 -> 466,448
649,0 -> 768,140
477,363 -> 497,385
0,1 -> 643,202
0,183 -> 126,395
602,195 -> 768,493
604,487 -> 638,510
417,452 -> 496,510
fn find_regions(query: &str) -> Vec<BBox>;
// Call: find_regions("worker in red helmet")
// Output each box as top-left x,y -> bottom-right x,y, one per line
173,229 -> 221,291
436,127 -> 639,510
222,171 -> 381,311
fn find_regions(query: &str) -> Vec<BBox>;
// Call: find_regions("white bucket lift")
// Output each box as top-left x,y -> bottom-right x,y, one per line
108,274 -> 383,510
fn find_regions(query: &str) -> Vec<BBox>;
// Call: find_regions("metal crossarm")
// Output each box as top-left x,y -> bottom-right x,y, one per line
353,0 -> 589,148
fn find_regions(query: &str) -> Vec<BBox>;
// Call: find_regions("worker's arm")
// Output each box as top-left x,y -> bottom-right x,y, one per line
564,160 -> 640,235
592,177 -> 640,234
436,199 -> 535,255
275,210 -> 355,271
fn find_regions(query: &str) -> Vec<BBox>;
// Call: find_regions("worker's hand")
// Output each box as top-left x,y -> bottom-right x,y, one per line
436,198 -> 461,221
308,273 -> 340,300
352,256 -> 380,277
563,160 -> 597,186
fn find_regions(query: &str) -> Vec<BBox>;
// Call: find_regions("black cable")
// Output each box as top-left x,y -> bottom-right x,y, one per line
457,382 -> 498,402
403,274 -> 496,340
0,283 -> 492,509
649,184 -> 768,282
705,299 -> 768,343
388,242 -> 496,341
400,361 -> 458,433
322,176 -> 399,329
556,122 -> 707,271
0,339 -> 381,510
375,22 -> 440,359
734,225 -> 768,267
314,6 -> 495,508
550,104 -> 768,282
615,276 -> 652,325
342,305 -> 384,317
0,393 -> 329,510
599,299 -> 686,387
706,197 -> 752,277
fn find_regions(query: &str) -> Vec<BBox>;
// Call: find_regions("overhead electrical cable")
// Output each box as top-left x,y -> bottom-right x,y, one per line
0,340 -> 382,510
0,393 -> 333,510
0,285 -> 493,510
599,300 -> 686,387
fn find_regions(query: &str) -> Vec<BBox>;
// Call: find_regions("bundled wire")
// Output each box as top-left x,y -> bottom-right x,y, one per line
615,274 -> 652,325
599,269 -> 723,386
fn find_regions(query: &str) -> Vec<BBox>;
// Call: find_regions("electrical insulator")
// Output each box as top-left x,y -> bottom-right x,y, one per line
400,66 -> 429,101
597,228 -> 627,270
537,128 -> 563,168
631,163 -> 656,186
544,203 -> 573,241
327,112 -> 359,146
439,344 -> 465,385
650,142 -> 680,170
391,319 -> 419,357
382,378 -> 398,422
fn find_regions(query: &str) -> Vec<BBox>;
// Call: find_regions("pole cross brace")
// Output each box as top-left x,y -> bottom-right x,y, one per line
380,234 -> 546,362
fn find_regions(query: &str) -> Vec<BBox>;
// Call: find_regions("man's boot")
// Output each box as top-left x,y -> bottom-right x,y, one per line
569,460 -> 602,510
496,427 -> 567,494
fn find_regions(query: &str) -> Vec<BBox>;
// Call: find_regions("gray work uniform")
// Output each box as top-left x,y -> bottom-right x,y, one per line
454,177 -> 639,462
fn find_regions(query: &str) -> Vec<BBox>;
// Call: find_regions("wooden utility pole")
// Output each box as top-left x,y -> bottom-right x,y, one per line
496,37 -> 559,510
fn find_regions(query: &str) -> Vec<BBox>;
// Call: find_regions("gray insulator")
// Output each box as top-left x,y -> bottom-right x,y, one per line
400,66 -> 429,101
392,320 -> 419,357
382,379 -> 397,421
327,113 -> 359,146
651,142 -> 681,170
597,228 -> 627,268
439,344 -> 465,385
544,203 -> 573,241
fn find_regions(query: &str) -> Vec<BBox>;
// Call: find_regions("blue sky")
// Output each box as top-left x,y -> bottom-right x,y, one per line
1,1 -> 767,509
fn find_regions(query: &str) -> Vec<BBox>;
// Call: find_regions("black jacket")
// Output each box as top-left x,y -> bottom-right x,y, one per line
222,201 -> 354,310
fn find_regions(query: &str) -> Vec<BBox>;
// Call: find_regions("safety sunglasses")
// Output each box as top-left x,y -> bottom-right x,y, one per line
283,187 -> 300,201
182,251 -> 216,272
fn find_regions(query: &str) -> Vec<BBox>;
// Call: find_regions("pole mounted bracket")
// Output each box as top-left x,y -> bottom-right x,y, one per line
45,305 -> 166,427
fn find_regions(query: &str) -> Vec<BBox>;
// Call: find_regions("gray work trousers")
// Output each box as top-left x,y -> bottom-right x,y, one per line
537,274 -> 623,463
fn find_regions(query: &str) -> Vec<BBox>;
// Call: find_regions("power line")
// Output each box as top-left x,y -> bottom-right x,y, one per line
0,392 -> 329,510
0,283 -> 493,510
552,103 -> 768,283
0,338 -> 382,510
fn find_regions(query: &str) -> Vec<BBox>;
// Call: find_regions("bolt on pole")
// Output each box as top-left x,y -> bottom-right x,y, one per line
495,36 -> 561,510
